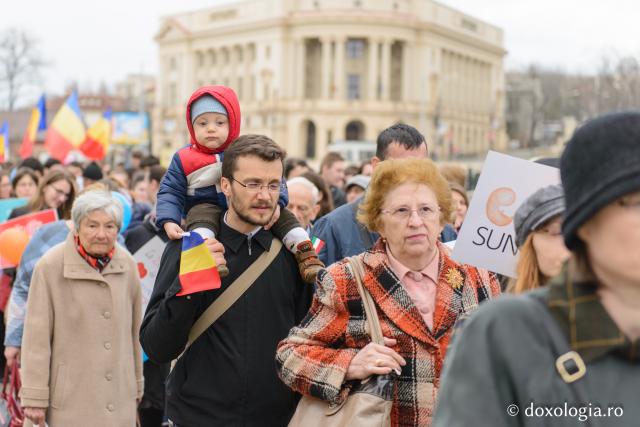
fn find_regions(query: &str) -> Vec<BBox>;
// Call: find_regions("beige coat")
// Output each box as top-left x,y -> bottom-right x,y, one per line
20,233 -> 143,427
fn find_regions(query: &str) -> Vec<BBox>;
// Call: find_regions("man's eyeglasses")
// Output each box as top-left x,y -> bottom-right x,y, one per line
231,177 -> 281,193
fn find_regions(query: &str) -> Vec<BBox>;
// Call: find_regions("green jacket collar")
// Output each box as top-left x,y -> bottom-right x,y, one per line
546,267 -> 639,363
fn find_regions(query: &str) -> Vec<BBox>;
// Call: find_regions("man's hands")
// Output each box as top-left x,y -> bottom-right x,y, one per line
345,337 -> 406,381
204,237 -> 226,268
264,205 -> 281,230
24,407 -> 46,426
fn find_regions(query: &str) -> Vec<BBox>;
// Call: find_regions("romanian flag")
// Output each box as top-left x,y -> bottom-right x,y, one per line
44,91 -> 86,161
311,236 -> 325,254
19,95 -> 46,159
79,108 -> 112,160
0,121 -> 9,163
177,232 -> 221,296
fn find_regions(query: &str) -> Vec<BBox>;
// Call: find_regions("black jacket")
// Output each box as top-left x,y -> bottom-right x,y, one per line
140,219 -> 313,427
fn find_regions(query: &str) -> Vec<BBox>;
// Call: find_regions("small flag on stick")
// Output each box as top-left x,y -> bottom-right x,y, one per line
311,236 -> 325,254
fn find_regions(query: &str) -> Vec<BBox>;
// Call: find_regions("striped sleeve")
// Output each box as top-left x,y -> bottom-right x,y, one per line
276,266 -> 358,404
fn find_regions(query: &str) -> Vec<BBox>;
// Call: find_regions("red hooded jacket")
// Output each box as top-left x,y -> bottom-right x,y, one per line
185,85 -> 241,154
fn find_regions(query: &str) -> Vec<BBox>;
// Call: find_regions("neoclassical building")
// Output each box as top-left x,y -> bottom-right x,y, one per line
154,0 -> 506,164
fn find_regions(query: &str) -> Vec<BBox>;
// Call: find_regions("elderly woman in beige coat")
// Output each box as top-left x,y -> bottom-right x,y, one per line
20,190 -> 143,427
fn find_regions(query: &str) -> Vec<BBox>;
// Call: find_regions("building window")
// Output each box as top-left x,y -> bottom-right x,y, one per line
169,56 -> 177,71
347,74 -> 361,100
266,46 -> 271,59
345,120 -> 365,140
305,121 -> 316,158
346,39 -> 364,59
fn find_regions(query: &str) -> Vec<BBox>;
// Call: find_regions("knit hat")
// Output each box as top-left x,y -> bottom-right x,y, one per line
345,174 -> 371,191
190,95 -> 227,123
83,161 -> 103,181
513,184 -> 565,247
561,111 -> 640,250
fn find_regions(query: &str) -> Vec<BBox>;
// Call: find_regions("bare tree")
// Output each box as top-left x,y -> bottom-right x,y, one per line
0,28 -> 45,111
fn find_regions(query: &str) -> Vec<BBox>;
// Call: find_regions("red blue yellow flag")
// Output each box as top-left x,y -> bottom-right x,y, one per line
177,232 -> 221,296
0,121 -> 9,163
79,108 -> 112,160
44,91 -> 86,161
19,95 -> 46,159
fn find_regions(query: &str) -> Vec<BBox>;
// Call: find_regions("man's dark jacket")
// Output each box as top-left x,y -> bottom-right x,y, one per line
140,219 -> 313,427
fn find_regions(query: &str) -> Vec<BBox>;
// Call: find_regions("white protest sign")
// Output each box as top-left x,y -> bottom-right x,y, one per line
132,236 -> 167,312
452,151 -> 560,278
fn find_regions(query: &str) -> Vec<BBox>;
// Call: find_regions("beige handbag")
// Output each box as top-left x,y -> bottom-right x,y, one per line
288,256 -> 394,427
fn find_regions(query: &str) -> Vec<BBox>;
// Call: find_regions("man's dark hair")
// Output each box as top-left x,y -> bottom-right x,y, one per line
44,158 -> 62,169
319,152 -> 344,173
376,123 -> 427,160
131,150 -> 144,159
221,134 -> 286,179
140,155 -> 160,168
284,157 -> 309,179
69,161 -> 83,168
19,157 -> 44,175
148,165 -> 167,184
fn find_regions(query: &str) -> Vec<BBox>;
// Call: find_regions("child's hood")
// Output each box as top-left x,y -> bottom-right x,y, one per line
186,85 -> 241,154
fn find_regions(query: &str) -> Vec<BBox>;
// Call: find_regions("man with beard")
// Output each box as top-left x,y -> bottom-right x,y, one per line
140,135 -> 313,427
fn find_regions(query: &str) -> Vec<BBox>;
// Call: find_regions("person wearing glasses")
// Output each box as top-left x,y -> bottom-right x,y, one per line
156,85 -> 323,284
276,158 -> 500,426
8,169 -> 76,220
141,135 -> 313,427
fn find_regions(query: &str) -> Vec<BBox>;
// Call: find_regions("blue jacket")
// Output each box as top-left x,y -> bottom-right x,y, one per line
313,197 -> 457,267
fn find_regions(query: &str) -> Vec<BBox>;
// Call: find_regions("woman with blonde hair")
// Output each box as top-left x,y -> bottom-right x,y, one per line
507,184 -> 570,294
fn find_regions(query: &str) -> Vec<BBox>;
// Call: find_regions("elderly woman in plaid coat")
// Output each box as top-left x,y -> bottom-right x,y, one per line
277,158 -> 501,426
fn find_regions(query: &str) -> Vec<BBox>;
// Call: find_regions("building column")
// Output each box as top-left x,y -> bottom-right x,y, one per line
321,37 -> 331,99
334,36 -> 345,99
368,38 -> 379,100
295,38 -> 306,99
243,44 -> 252,101
380,39 -> 391,101
402,41 -> 412,102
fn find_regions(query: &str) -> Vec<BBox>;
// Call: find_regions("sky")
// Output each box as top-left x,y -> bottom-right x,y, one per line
2,0 -> 640,108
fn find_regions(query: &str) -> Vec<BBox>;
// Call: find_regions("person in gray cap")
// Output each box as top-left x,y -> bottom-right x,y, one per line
507,184 -> 570,294
433,111 -> 640,427
344,174 -> 370,204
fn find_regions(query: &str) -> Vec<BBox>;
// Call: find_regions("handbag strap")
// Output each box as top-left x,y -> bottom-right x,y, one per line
348,257 -> 384,345
186,238 -> 282,348
529,295 -> 601,427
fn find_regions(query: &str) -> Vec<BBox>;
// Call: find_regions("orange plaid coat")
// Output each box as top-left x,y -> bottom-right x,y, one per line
276,240 -> 501,426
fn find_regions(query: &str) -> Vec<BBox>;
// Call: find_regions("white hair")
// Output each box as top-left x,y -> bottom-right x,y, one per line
287,177 -> 319,205
72,191 -> 123,231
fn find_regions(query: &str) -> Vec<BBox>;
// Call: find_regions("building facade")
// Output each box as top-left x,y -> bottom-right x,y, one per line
154,0 -> 506,164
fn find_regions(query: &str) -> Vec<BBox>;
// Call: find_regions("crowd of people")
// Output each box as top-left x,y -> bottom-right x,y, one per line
0,84 -> 637,427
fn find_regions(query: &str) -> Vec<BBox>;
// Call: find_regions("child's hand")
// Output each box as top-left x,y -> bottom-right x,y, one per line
264,205 -> 280,230
164,222 -> 185,240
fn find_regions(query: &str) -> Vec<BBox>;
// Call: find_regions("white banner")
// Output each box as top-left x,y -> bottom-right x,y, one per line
132,236 -> 167,312
452,151 -> 560,278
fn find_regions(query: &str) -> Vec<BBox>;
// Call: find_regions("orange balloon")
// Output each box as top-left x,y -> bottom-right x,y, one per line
0,227 -> 30,265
